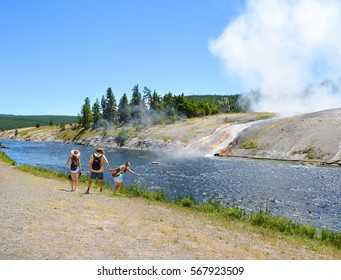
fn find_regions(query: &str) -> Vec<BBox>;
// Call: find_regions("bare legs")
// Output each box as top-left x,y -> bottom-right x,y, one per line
114,182 -> 123,193
70,173 -> 79,192
85,179 -> 103,193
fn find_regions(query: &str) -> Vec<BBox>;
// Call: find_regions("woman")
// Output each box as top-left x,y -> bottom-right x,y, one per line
66,149 -> 82,192
112,162 -> 139,193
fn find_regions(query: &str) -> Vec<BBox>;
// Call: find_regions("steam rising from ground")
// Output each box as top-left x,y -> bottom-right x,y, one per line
210,0 -> 341,114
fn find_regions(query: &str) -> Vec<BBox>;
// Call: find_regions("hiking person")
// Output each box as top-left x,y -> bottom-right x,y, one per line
85,148 -> 111,194
66,149 -> 82,192
112,161 -> 139,193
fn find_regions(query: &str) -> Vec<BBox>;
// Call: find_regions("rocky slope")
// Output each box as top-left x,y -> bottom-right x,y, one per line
227,108 -> 341,165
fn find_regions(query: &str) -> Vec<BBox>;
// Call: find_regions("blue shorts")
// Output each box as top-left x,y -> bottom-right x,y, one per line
90,172 -> 104,180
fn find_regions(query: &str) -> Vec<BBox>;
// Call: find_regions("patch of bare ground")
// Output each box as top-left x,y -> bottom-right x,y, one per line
0,162 -> 340,260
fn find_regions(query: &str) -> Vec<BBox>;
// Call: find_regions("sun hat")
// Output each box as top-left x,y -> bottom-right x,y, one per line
96,148 -> 105,153
71,149 -> 81,157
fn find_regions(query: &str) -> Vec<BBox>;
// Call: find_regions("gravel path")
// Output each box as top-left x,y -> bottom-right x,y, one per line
0,161 -> 339,260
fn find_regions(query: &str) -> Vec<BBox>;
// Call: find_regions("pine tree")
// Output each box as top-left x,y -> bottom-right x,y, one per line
130,84 -> 142,106
101,95 -> 107,119
81,97 -> 92,129
92,98 -> 101,125
150,90 -> 162,112
130,84 -> 146,121
143,86 -> 152,108
117,93 -> 130,124
103,87 -> 117,122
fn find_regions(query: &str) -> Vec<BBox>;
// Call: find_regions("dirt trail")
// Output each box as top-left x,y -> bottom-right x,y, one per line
0,162 -> 339,260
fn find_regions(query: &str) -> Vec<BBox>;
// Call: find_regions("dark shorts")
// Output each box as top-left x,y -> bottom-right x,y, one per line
90,172 -> 104,180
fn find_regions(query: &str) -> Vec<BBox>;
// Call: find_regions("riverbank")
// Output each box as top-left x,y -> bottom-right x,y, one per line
1,160 -> 341,260
0,112 -> 273,153
1,109 -> 341,165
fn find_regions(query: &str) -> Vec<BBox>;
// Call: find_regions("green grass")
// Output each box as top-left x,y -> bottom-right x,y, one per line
1,151 -> 341,250
0,151 -> 17,166
119,186 -> 341,250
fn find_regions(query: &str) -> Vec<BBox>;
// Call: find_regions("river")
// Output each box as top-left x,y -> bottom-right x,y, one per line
1,138 -> 341,232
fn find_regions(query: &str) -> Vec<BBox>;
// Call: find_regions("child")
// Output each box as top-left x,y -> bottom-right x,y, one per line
112,162 -> 139,192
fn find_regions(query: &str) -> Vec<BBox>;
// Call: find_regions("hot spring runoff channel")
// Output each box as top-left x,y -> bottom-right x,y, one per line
2,138 -> 341,232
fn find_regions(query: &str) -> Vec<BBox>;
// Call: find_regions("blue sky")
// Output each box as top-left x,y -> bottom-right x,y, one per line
3,0 -> 341,116
0,0 -> 245,116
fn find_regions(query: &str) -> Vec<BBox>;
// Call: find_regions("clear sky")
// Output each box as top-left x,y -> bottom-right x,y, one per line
0,0 -> 245,116
2,0 -> 341,116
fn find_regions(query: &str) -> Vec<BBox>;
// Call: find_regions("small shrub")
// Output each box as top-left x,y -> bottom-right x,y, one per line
147,190 -> 167,201
320,228 -> 341,248
177,197 -> 196,208
198,202 -> 222,213
222,207 -> 244,220
303,146 -> 313,154
299,224 -> 317,239
123,186 -> 167,202
307,153 -> 314,159
117,129 -> 128,146
161,135 -> 172,141
293,146 -> 315,159
165,116 -> 176,124
248,210 -> 270,226
151,114 -> 164,125
240,139 -> 258,149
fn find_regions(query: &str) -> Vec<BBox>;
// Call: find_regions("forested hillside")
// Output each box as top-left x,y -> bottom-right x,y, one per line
77,85 -> 243,130
0,115 -> 77,130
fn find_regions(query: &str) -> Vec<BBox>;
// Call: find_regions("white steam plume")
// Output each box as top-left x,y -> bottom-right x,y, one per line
209,0 -> 341,114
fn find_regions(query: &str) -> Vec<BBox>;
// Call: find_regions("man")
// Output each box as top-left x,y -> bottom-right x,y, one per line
85,148 -> 111,194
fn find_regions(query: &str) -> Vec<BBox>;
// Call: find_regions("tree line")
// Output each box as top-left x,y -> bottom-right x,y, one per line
78,84 -> 243,129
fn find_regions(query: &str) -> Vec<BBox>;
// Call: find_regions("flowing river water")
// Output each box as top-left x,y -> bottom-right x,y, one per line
1,138 -> 341,232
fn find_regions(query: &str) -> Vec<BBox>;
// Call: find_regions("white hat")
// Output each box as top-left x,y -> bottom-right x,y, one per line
71,149 -> 81,157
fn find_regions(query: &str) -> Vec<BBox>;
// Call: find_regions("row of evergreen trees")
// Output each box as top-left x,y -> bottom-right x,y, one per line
78,84 -> 242,129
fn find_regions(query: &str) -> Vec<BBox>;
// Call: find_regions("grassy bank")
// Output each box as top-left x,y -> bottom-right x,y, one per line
1,150 -> 341,252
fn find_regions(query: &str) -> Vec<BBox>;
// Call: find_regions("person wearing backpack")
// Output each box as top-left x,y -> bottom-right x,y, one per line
66,149 -> 82,192
85,148 -> 111,194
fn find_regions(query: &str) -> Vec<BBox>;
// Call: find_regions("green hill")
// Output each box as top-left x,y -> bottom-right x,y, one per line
0,115 -> 77,130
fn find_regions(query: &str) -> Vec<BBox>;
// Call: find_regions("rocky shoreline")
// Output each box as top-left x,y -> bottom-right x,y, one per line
73,135 -> 184,152
1,109 -> 341,166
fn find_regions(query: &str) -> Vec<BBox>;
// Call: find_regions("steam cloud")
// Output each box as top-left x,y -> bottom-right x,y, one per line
209,0 -> 341,114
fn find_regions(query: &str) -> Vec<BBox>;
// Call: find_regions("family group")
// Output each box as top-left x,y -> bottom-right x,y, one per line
65,148 -> 139,193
